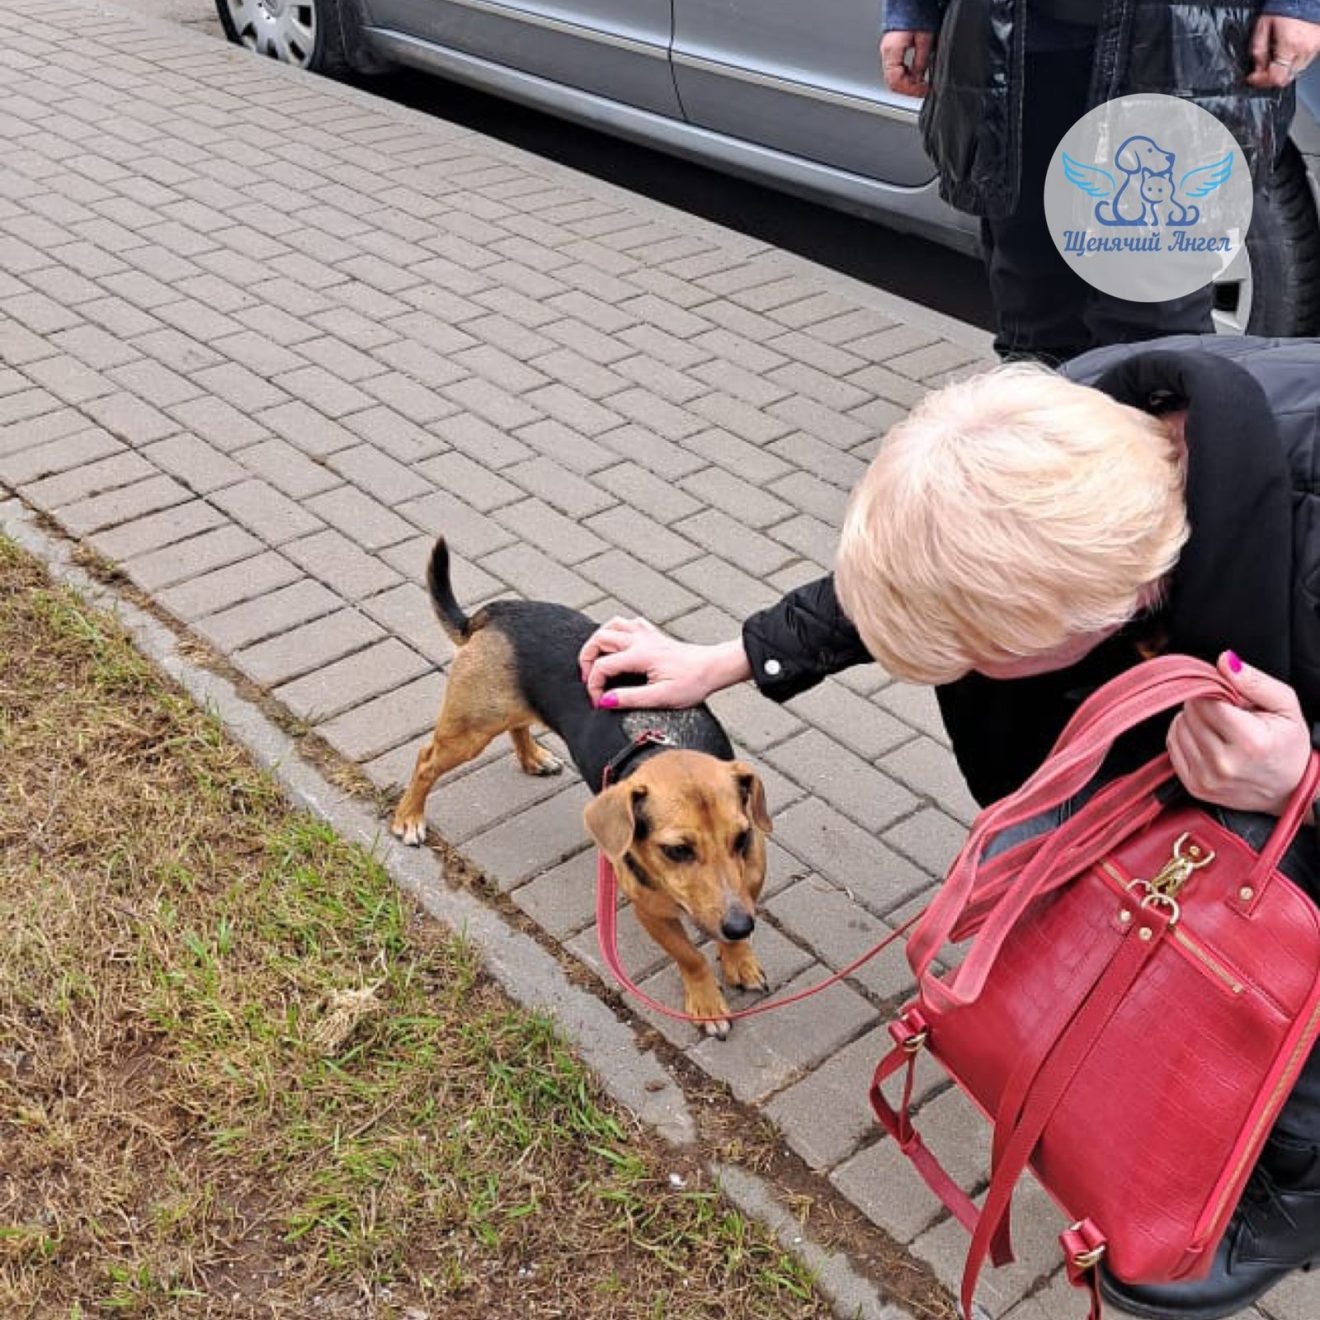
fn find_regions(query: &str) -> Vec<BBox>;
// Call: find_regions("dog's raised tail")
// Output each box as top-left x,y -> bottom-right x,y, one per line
426,537 -> 471,643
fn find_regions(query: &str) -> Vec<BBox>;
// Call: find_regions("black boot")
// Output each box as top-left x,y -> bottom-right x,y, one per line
1097,1131 -> 1320,1319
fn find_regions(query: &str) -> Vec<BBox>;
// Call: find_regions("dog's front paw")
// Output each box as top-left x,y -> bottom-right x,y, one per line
528,750 -> 564,776
391,813 -> 426,847
719,940 -> 767,993
684,981 -> 732,1040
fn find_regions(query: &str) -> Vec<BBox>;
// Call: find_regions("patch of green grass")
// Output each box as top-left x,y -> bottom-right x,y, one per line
0,537 -> 831,1319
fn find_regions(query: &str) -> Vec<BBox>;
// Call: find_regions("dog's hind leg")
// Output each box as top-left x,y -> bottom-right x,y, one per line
392,723 -> 500,846
509,725 -> 564,777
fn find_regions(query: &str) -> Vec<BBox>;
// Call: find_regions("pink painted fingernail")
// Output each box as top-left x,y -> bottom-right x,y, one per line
598,692 -> 619,709
1226,650 -> 1243,674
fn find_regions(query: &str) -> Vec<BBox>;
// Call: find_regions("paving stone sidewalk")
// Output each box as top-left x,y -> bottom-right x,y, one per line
2,3 -> 1316,1318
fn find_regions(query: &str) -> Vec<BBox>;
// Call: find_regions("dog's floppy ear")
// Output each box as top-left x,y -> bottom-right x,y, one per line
731,762 -> 772,835
1114,139 -> 1142,173
584,783 -> 646,857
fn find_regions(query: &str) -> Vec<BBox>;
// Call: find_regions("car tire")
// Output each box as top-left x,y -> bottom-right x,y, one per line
215,0 -> 372,76
1215,143 -> 1320,337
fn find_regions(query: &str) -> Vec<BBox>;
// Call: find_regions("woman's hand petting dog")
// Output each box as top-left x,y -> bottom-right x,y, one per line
1166,651 -> 1313,817
578,617 -> 751,709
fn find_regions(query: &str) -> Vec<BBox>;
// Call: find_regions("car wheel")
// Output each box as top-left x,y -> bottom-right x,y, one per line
1212,144 -> 1320,337
215,0 -> 352,73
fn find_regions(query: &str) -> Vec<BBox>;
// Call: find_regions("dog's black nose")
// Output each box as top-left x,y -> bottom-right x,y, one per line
720,909 -> 755,942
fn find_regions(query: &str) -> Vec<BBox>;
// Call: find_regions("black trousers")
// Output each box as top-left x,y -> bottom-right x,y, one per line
981,45 -> 1216,364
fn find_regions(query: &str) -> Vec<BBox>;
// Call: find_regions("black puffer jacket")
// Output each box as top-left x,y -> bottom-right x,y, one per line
741,335 -> 1320,806
917,0 -> 1295,216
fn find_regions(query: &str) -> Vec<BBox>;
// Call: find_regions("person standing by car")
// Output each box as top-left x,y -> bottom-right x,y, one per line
879,0 -> 1320,364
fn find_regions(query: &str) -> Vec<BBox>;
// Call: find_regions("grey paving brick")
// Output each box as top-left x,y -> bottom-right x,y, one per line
480,542 -> 599,610
765,1033 -> 935,1172
20,450 -> 155,510
274,637 -> 429,722
362,370 -> 459,426
1259,1269 -> 1320,1320
193,577 -> 341,652
679,467 -> 794,529
617,321 -> 711,368
21,352 -> 116,408
0,387 -> 64,427
245,400 -> 359,462
325,444 -> 432,505
685,966 -> 876,1103
58,473 -> 195,538
577,547 -> 701,623
192,362 -> 291,413
79,390 -> 177,446
235,607 -> 385,687
398,489 -> 516,560
494,496 -> 609,565
768,430 -> 869,489
90,498 -> 227,562
775,797 -> 932,916
884,807 -> 966,879
674,508 -> 795,578
593,460 -> 703,522
583,504 -> 699,570
419,451 -> 522,513
597,424 -> 707,480
126,523 -> 264,592
442,374 -> 542,430
0,427 -> 122,486
502,455 -> 615,519
342,404 -> 446,463
419,739 -> 579,845
463,784 -> 594,889
513,847 -> 598,940
767,729 -> 918,833
317,671 -> 447,764
234,437 -> 340,499
428,411 -> 533,469
283,528 -> 402,600
767,877 -> 918,1006
358,582 -> 446,661
209,477 -> 325,545
140,433 -> 246,494
768,470 -> 849,526
670,554 -> 779,619
705,682 -> 804,753
513,417 -> 614,475
880,736 -> 982,826
911,1173 -> 1064,1317
305,485 -> 415,551
156,549 -> 303,623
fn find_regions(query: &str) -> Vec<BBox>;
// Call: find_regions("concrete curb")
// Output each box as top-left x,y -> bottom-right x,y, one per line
1,495 -> 916,1320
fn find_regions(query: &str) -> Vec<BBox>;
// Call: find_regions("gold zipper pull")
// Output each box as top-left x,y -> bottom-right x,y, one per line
1148,832 -> 1215,898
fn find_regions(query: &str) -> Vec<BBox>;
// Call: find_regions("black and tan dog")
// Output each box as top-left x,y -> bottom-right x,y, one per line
391,536 -> 773,1036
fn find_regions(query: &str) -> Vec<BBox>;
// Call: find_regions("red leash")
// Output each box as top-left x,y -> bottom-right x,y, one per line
595,851 -> 921,1022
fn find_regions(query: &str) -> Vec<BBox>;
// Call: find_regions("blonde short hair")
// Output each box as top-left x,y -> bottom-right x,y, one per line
835,362 -> 1188,685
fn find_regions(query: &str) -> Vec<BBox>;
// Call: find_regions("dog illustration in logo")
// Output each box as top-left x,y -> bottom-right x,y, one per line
1062,135 -> 1232,228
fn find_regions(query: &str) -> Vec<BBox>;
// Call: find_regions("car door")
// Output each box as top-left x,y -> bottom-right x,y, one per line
369,0 -> 681,117
670,0 -> 933,186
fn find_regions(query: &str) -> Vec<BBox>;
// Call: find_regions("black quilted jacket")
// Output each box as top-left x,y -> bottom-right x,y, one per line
918,0 -> 1296,216
741,335 -> 1320,806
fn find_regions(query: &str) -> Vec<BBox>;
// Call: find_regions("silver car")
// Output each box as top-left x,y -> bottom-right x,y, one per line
217,0 -> 1320,336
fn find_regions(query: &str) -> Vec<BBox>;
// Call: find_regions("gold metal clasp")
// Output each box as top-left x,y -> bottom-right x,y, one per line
1147,832 -> 1215,900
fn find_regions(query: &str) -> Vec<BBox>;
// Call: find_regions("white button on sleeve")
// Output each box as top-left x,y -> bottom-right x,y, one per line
764,658 -> 782,676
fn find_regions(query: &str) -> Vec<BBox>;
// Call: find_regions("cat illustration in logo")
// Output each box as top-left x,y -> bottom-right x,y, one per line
1063,134 -> 1232,228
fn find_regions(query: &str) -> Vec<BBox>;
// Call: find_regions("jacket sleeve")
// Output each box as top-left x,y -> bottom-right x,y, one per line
882,0 -> 944,31
1261,0 -> 1320,21
741,575 -> 876,703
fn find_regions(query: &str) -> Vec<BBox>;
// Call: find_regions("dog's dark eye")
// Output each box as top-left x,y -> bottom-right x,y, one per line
660,842 -> 696,864
732,830 -> 751,856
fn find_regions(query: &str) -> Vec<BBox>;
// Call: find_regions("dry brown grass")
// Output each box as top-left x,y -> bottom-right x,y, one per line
0,537 -> 834,1320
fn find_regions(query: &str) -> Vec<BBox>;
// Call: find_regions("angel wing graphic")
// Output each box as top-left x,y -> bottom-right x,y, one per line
1179,151 -> 1233,199
1062,153 -> 1116,200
